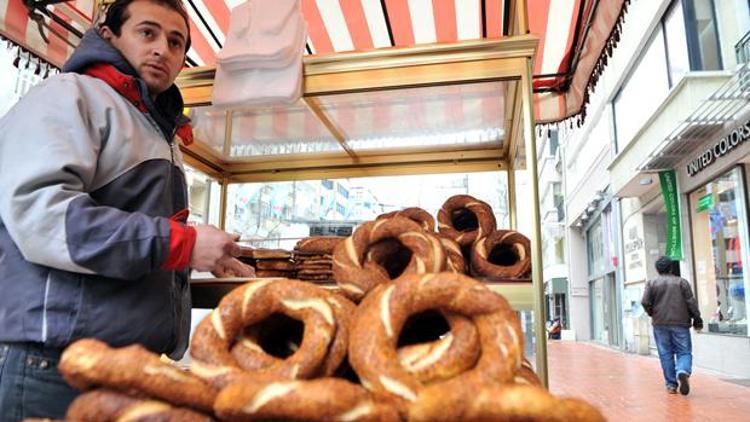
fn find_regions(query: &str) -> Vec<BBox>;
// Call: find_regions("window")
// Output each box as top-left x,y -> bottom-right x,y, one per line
587,218 -> 606,276
548,129 -> 559,157
714,0 -> 750,67
337,184 -> 349,198
613,30 -> 671,150
663,1 -> 691,86
689,167 -> 749,336
225,171 -> 509,249
555,237 -> 566,264
683,0 -> 723,70
185,165 -> 220,225
553,182 -> 565,222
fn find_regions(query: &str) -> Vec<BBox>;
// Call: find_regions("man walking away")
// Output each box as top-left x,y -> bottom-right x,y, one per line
641,256 -> 703,395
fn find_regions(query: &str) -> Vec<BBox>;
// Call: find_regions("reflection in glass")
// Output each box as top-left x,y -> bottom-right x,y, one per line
225,171 -> 509,250
318,82 -> 506,152
188,81 -> 508,159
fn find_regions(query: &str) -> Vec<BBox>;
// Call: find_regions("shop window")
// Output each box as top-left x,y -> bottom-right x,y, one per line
587,218 -> 606,276
689,167 -> 749,336
553,293 -> 568,328
225,171 -> 509,249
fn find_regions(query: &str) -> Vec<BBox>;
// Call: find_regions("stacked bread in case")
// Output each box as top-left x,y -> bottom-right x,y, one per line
293,236 -> 343,283
237,237 -> 343,283
238,248 -> 295,278
56,195 -> 603,422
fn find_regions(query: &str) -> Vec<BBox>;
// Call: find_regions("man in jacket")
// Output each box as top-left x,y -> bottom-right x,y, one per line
641,256 -> 703,396
0,0 -> 251,419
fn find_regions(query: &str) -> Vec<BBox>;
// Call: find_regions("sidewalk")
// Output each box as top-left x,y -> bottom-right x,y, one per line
548,341 -> 750,421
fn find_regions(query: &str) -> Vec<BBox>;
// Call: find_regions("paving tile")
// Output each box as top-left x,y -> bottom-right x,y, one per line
548,341 -> 750,422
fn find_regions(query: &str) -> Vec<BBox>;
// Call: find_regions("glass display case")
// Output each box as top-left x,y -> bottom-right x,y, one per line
176,33 -> 548,384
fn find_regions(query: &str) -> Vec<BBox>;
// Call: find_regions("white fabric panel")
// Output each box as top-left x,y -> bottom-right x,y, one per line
316,0 -> 354,51
361,0 -> 392,48
455,0 -> 480,40
542,0 -> 575,74
408,0 -> 437,44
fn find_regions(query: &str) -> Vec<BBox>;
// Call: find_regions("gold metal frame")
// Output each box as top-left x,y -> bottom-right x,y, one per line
177,30 -> 547,385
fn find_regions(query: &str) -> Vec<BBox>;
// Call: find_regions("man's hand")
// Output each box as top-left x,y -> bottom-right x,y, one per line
212,256 -> 255,278
190,224 -> 242,272
693,317 -> 703,333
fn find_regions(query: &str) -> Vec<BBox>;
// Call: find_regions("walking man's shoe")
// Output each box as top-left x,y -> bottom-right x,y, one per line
667,386 -> 677,394
678,372 -> 690,395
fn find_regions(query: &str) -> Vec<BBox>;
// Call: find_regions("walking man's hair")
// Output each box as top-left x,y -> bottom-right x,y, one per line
655,256 -> 673,275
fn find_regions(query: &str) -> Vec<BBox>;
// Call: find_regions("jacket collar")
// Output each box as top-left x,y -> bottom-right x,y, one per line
63,29 -> 192,145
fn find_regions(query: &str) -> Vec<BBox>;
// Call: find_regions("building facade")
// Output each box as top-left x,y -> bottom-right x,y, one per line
554,0 -> 750,377
537,129 -> 571,330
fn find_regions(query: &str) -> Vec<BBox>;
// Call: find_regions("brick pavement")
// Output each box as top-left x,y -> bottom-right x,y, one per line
548,341 -> 750,421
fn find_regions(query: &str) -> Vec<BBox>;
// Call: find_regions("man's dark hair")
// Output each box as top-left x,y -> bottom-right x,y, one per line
100,0 -> 192,52
655,256 -> 674,275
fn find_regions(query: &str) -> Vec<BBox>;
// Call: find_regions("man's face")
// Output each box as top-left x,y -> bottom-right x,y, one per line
101,0 -> 188,96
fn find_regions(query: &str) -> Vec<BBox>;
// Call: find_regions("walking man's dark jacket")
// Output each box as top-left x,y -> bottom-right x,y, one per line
642,274 -> 703,328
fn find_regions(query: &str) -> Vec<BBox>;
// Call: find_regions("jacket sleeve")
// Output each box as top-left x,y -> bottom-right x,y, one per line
0,76 -> 195,279
681,278 -> 702,322
641,281 -> 654,316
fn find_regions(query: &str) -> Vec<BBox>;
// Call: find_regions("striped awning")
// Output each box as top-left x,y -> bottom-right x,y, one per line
1,0 -> 630,124
1,0 -> 92,66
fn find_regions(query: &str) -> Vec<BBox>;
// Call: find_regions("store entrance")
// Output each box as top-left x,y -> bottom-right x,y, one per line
591,273 -> 620,346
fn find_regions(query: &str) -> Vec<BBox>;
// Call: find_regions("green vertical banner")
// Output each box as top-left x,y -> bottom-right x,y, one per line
659,170 -> 683,260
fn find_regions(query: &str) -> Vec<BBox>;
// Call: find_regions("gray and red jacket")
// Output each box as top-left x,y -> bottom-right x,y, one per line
0,30 -> 196,358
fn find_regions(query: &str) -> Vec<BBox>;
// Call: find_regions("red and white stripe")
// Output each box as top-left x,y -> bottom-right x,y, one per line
1,0 -> 627,123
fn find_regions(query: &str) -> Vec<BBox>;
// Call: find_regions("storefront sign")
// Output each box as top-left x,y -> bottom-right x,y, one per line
623,215 -> 646,284
686,118 -> 750,177
659,170 -> 683,260
696,193 -> 714,212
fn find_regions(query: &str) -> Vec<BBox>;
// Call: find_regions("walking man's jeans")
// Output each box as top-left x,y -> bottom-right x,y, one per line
0,342 -> 79,421
652,325 -> 693,388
